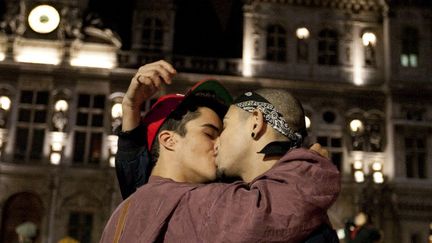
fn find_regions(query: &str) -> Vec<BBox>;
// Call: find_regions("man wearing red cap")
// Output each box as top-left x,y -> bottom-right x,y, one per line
100,60 -> 340,242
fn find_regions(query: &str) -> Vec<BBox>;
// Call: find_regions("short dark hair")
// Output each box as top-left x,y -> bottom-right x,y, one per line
150,92 -> 227,163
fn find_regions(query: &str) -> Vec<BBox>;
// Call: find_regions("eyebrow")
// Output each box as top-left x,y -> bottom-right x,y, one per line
201,124 -> 221,133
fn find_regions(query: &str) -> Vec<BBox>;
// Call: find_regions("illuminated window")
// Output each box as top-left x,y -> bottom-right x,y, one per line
73,94 -> 105,165
401,27 -> 419,68
68,211 -> 93,243
405,137 -> 427,179
318,28 -> 338,65
317,136 -> 343,171
142,18 -> 164,52
14,90 -> 49,162
266,25 -> 287,62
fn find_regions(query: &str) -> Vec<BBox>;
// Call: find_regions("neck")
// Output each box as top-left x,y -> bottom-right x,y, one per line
240,141 -> 282,182
151,156 -> 187,182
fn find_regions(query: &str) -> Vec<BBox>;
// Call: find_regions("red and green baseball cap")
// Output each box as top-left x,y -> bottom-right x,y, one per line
142,79 -> 232,151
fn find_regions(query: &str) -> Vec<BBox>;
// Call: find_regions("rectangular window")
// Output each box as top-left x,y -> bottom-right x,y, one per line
68,211 -> 93,243
14,90 -> 49,162
317,136 -> 343,171
405,137 -> 427,179
73,94 -> 106,165
266,25 -> 287,62
318,29 -> 338,65
401,27 -> 419,68
142,18 -> 163,52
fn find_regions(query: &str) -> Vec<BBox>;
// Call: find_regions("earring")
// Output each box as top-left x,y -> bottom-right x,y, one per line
251,132 -> 255,138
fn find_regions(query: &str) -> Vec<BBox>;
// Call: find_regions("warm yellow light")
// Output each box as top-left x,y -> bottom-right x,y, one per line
15,46 -> 61,65
0,96 -> 11,110
109,156 -> 116,167
353,40 -> 364,86
373,171 -> 384,184
354,171 -> 365,183
51,131 -> 65,152
28,5 -> 60,34
296,27 -> 310,39
336,229 -> 345,239
70,51 -> 116,68
108,135 -> 118,155
55,99 -> 68,112
50,152 -> 61,165
350,119 -> 363,132
111,103 -> 123,119
242,31 -> 253,77
353,160 -> 363,170
0,52 -> 5,61
51,142 -> 62,152
372,162 -> 382,171
362,32 -> 376,46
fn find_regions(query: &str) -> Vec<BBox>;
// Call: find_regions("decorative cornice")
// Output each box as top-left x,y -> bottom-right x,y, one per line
249,0 -> 385,13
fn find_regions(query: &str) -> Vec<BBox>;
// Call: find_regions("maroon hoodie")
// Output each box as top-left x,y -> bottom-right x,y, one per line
100,148 -> 340,243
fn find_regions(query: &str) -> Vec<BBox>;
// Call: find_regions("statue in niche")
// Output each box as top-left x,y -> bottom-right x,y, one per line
352,133 -> 365,151
0,0 -> 26,35
59,6 -> 83,40
52,111 -> 68,132
364,44 -> 376,66
368,123 -> 382,152
81,11 -> 121,48
0,109 -> 7,128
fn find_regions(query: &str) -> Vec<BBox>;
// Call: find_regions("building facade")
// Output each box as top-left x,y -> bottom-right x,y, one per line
0,0 -> 431,242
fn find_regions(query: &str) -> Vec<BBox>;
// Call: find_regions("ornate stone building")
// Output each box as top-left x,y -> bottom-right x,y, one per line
0,0 -> 431,242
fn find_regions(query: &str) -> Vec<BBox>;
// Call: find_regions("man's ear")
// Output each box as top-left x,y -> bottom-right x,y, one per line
251,109 -> 265,139
158,130 -> 177,151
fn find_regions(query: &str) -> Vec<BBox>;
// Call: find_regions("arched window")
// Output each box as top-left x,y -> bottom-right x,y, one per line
318,28 -> 338,65
266,24 -> 286,62
401,27 -> 419,67
1,192 -> 43,243
142,18 -> 164,52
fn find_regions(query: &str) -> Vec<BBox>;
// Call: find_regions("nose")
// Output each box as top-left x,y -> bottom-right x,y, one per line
213,137 -> 220,156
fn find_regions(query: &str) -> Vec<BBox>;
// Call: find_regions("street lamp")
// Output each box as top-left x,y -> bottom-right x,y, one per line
371,162 -> 384,184
362,31 -> 377,66
50,93 -> 70,165
296,27 -> 310,40
0,96 -> 11,111
362,32 -> 376,46
109,93 -> 124,167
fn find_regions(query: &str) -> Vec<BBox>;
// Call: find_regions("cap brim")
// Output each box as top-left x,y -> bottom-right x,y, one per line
187,79 -> 233,106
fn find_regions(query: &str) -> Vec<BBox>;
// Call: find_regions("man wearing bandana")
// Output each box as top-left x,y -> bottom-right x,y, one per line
100,60 -> 340,242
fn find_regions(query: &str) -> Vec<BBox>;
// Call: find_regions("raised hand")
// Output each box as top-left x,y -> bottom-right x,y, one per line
122,60 -> 177,131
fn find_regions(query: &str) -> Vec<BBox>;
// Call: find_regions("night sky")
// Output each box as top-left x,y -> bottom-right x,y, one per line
84,0 -> 243,57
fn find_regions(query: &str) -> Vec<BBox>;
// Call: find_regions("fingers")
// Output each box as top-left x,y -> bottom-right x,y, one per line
309,143 -> 330,159
134,60 -> 176,87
